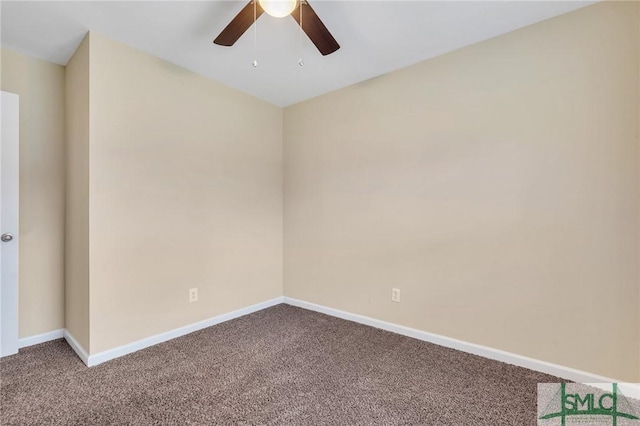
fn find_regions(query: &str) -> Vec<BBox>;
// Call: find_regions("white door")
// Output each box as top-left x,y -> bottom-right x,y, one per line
1,91 -> 19,357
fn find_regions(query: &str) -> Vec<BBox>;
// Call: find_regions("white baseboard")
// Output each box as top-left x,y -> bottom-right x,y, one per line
283,296 -> 639,397
27,296 -> 639,399
63,330 -> 89,365
18,329 -> 64,348
86,296 -> 284,367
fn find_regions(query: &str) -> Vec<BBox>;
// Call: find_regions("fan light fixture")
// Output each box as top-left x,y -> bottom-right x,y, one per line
213,0 -> 340,56
258,0 -> 297,18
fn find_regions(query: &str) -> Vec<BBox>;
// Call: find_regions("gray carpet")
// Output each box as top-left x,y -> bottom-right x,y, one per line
1,304 -> 561,425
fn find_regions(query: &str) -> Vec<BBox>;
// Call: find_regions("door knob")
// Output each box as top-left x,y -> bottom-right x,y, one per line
1,233 -> 14,242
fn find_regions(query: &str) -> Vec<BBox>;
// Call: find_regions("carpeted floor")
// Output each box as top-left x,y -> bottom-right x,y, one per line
1,304 -> 562,425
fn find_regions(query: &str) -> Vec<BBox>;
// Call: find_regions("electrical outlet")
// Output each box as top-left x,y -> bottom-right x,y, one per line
189,288 -> 198,303
392,288 -> 400,303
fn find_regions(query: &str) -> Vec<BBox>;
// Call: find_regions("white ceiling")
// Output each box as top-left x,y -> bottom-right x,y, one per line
1,1 -> 594,106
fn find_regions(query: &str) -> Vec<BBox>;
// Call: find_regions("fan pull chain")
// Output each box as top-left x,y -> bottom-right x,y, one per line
298,0 -> 304,66
253,0 -> 258,67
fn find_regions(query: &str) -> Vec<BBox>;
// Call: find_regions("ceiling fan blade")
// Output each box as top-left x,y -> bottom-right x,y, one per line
214,1 -> 264,47
291,1 -> 340,56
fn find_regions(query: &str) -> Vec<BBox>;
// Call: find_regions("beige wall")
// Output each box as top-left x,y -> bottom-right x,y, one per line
85,33 -> 283,354
64,35 -> 90,349
284,1 -> 640,381
1,49 -> 66,338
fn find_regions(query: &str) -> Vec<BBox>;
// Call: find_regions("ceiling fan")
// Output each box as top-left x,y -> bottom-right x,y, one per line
213,0 -> 340,56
